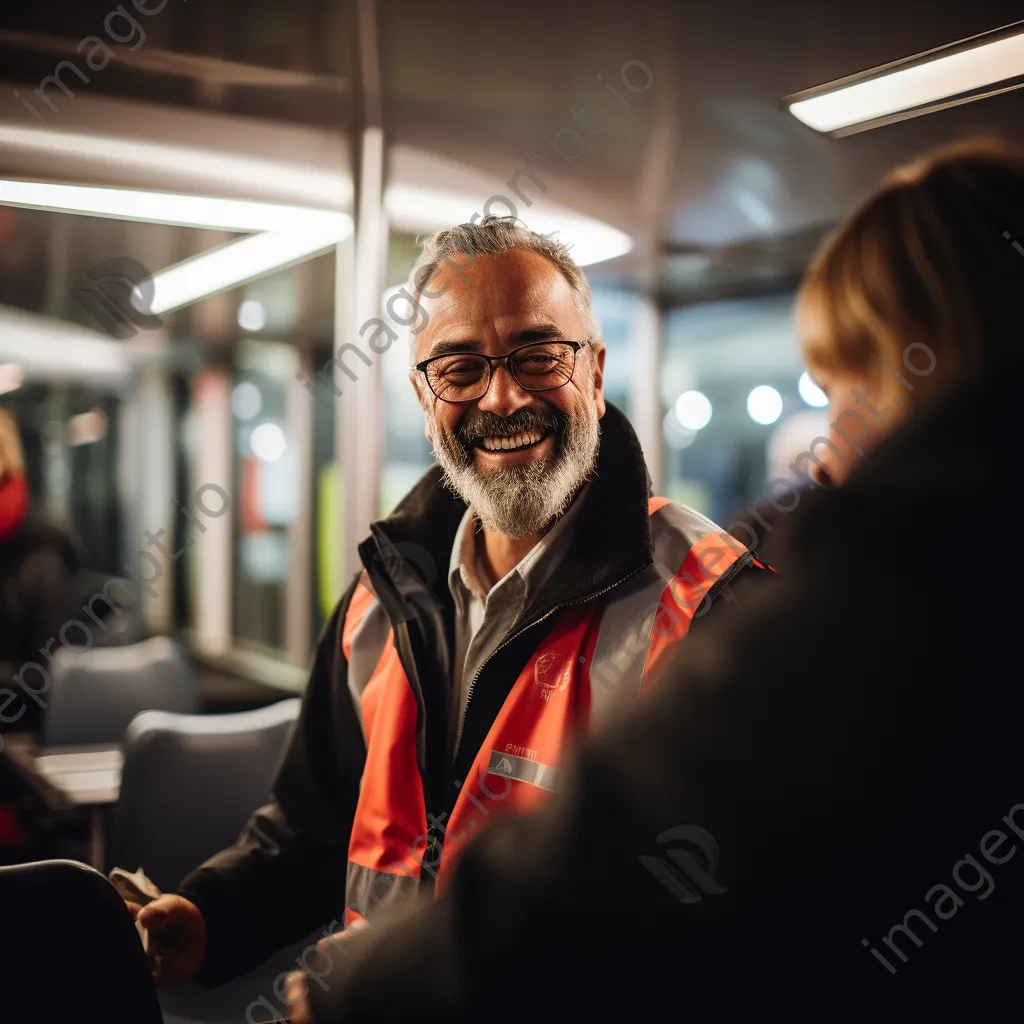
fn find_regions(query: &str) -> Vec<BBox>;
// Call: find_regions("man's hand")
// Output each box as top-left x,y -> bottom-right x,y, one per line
126,894 -> 207,987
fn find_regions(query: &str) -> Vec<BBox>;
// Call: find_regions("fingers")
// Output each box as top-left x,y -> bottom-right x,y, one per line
133,894 -> 206,988
137,894 -> 181,931
285,971 -> 312,1024
124,901 -> 142,921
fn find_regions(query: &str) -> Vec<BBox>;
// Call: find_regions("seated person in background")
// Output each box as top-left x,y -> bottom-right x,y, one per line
0,407 -> 80,734
0,408 -> 80,860
284,138 -> 1024,1019
132,216 -> 768,992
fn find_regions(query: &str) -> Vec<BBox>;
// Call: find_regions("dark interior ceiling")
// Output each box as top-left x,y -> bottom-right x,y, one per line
1,0 -> 1023,307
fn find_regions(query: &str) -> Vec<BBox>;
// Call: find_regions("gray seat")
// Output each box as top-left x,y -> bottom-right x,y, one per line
109,698 -> 308,1024
43,635 -> 197,747
110,697 -> 301,892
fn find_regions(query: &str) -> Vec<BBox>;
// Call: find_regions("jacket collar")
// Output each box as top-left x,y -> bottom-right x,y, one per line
361,402 -> 654,624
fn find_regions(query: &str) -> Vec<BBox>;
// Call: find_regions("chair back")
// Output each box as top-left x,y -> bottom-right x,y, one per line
110,698 -> 300,891
43,636 -> 197,747
0,858 -> 164,1024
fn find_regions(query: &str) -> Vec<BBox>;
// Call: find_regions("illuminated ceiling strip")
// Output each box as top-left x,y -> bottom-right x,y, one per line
0,125 -> 351,209
384,184 -> 633,266
787,23 -> 1024,134
0,173 -> 630,316
0,178 -> 329,232
0,178 -> 352,313
139,217 -> 352,315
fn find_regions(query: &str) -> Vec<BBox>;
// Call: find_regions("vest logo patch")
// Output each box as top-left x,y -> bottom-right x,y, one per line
505,743 -> 538,761
534,651 -> 571,703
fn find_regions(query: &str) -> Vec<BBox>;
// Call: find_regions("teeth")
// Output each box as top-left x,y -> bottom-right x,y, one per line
480,430 -> 544,452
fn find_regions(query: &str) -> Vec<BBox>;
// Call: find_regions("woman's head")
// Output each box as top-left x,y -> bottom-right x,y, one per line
0,408 -> 25,482
797,137 -> 1024,484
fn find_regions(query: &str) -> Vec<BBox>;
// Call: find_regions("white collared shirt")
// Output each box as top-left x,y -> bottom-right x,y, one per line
447,485 -> 589,755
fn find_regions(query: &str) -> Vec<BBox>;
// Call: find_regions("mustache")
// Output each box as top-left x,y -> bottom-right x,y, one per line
456,405 -> 566,444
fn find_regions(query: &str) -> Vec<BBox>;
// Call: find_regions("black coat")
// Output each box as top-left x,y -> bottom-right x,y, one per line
0,515 -> 80,734
305,359 -> 1024,1021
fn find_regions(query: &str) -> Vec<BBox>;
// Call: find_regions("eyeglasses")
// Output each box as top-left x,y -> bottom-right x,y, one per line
416,340 -> 587,404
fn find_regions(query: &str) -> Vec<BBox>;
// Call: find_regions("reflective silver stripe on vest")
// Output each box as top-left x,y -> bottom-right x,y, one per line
345,860 -> 421,923
586,564 -> 666,720
586,501 -> 741,720
486,750 -> 559,792
650,501 -> 738,581
345,597 -> 391,736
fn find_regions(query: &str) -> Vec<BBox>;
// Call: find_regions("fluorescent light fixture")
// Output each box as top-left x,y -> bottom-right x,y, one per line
787,21 -> 1024,135
385,184 -> 633,266
134,215 -> 352,315
0,179 -> 332,232
0,125 -> 351,209
0,179 -> 351,313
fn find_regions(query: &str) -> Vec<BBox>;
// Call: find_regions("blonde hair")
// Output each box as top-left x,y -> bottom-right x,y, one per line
0,408 -> 25,480
797,137 -> 1024,398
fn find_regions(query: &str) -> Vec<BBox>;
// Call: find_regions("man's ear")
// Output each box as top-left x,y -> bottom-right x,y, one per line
591,342 -> 607,420
410,370 -> 435,442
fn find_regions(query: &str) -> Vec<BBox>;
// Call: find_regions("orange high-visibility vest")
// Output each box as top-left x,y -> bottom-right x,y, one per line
340,498 -> 751,923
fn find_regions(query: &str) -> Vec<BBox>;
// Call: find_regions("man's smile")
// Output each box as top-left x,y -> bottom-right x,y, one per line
473,428 -> 551,453
471,430 -> 556,465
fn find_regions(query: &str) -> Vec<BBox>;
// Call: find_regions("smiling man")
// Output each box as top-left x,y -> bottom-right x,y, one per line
131,217 -> 768,1005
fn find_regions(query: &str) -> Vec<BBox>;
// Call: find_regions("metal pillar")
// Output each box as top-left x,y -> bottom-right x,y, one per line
337,0 -> 386,584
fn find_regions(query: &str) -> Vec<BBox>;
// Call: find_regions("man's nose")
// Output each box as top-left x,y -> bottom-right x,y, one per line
475,364 -> 533,418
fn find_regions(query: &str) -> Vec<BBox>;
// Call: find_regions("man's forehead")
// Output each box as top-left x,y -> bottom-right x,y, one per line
418,250 -> 585,348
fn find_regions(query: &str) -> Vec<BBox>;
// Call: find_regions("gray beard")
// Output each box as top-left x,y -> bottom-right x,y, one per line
432,404 -> 601,539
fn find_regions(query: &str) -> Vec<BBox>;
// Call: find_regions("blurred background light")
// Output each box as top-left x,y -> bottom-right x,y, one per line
231,381 -> 263,421
673,389 -> 713,431
249,422 -> 287,462
0,362 -> 23,395
747,385 -> 783,425
67,408 -> 108,447
237,300 -> 267,332
798,371 -> 828,408
663,409 -> 698,451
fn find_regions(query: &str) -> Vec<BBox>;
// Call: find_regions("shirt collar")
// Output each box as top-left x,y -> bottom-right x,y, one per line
447,482 -> 591,606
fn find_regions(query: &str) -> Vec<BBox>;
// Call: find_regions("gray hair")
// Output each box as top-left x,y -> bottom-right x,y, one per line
407,215 -> 601,345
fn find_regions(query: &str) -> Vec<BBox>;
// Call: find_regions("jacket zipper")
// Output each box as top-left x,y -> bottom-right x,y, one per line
451,561 -> 651,763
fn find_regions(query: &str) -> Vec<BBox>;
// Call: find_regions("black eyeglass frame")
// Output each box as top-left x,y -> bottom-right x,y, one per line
415,339 -> 589,404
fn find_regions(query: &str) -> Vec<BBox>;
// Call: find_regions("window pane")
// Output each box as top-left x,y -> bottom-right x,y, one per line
231,339 -> 300,652
590,287 -> 635,422
661,293 -> 825,526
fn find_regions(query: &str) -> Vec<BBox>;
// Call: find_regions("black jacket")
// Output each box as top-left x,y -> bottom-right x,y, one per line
178,403 -> 766,986
304,362 -> 1024,1020
0,514 -> 80,734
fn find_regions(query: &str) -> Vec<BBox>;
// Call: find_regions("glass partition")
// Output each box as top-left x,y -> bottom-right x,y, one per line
661,292 -> 820,525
